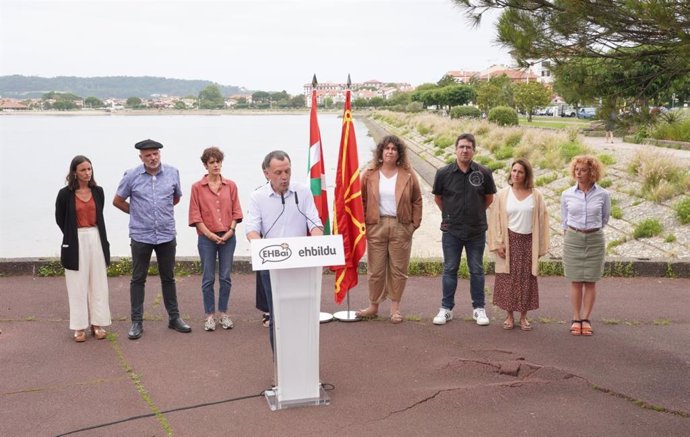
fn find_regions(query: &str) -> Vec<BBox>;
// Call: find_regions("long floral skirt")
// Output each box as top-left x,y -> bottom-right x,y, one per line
493,230 -> 539,312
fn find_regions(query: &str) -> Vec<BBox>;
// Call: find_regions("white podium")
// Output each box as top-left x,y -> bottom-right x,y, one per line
251,235 -> 344,411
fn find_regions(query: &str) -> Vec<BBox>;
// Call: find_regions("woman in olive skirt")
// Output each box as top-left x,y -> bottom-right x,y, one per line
560,155 -> 611,336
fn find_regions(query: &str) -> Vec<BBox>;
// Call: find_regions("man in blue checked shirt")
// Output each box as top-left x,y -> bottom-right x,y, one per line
113,139 -> 192,340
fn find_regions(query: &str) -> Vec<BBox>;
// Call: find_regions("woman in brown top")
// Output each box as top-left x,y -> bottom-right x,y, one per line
55,156 -> 111,342
356,135 -> 422,323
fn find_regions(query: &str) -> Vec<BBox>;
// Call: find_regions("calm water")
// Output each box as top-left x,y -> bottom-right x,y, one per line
0,114 -> 375,258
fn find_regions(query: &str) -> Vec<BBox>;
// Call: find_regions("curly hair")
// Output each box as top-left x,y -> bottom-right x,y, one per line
200,146 -> 224,164
369,135 -> 410,170
569,155 -> 605,183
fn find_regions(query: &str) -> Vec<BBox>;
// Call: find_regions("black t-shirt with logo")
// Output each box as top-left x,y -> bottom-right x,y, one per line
432,161 -> 496,239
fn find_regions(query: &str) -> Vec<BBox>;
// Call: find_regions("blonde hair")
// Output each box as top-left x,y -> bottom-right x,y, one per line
569,155 -> 605,182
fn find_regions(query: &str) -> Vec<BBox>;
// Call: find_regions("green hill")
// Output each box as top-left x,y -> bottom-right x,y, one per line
0,75 -> 246,99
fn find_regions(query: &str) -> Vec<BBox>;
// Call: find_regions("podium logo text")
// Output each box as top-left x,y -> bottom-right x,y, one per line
260,243 -> 292,264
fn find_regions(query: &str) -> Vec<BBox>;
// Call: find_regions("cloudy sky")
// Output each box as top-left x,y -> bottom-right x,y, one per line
0,0 -> 513,94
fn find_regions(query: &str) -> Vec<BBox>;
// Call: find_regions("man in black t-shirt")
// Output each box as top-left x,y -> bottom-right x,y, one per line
431,133 -> 496,326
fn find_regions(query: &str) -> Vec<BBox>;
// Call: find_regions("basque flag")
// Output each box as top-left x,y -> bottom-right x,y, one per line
308,76 -> 330,234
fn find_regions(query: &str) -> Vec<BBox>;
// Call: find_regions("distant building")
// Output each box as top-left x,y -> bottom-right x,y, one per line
303,80 -> 413,107
0,99 -> 29,111
447,70 -> 479,84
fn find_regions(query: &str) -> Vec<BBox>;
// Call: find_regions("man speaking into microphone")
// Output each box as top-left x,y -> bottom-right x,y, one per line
245,150 -> 323,350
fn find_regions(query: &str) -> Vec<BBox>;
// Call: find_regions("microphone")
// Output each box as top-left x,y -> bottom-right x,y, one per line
294,190 -> 324,233
263,192 -> 286,239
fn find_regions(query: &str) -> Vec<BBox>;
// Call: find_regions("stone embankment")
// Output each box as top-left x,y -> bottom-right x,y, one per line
360,116 -> 690,278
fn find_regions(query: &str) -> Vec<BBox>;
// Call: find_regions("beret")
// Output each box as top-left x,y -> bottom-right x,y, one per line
134,139 -> 163,150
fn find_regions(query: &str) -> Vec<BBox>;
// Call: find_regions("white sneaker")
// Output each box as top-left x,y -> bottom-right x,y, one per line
473,308 -> 490,326
204,317 -> 216,331
219,315 -> 234,330
433,308 -> 453,325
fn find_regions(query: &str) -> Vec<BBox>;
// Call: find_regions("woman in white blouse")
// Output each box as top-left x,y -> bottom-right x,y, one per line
488,159 -> 550,331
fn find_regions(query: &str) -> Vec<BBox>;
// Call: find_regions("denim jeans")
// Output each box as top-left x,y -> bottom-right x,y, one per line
130,238 -> 179,322
441,232 -> 486,310
198,233 -> 236,314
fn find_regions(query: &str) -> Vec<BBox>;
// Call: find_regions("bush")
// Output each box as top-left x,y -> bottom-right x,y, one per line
633,219 -> 663,239
559,141 -> 587,164
406,101 -> 424,113
649,111 -> 690,142
598,153 -> 616,165
434,135 -> 455,149
598,178 -> 612,188
535,173 -> 558,186
674,197 -> 690,224
494,146 -> 514,160
450,106 -> 481,119
488,106 -> 518,126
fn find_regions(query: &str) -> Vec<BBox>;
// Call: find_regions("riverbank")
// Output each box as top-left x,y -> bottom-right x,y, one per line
0,108 -> 346,116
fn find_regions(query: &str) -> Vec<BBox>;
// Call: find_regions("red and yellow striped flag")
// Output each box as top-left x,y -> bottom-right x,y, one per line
331,88 -> 366,304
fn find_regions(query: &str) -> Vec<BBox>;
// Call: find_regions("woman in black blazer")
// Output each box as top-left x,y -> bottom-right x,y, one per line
55,156 -> 111,342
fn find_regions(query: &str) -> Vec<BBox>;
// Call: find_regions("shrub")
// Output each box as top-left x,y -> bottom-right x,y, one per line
598,178 -> 612,188
674,197 -> 690,224
434,135 -> 455,149
664,234 -> 677,243
450,106 -> 481,119
474,155 -> 492,165
598,153 -> 616,165
559,141 -> 587,164
649,111 -> 690,142
633,219 -> 663,239
487,160 -> 506,172
628,151 -> 689,201
494,146 -> 514,160
611,204 -> 623,219
406,101 -> 424,113
535,173 -> 558,186
488,106 -> 518,126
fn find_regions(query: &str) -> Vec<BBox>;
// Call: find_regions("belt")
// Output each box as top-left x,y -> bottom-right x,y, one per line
568,226 -> 600,234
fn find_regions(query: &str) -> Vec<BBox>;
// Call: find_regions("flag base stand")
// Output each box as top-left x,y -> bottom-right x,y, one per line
319,312 -> 334,323
265,384 -> 330,411
333,310 -> 359,322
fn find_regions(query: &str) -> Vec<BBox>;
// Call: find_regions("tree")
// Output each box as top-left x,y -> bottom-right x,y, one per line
387,91 -> 412,107
453,1 -> 690,100
353,98 -> 369,109
84,96 -> 104,108
289,95 -> 305,108
369,96 -> 386,108
199,84 -> 225,109
270,91 -> 289,102
252,91 -> 270,104
126,97 -> 142,108
174,100 -> 187,110
437,74 -> 457,87
53,100 -> 77,110
475,75 -> 513,113
513,82 -> 552,122
443,85 -> 476,108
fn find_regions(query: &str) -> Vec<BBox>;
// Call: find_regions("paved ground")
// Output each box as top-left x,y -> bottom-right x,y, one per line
1,273 -> 689,436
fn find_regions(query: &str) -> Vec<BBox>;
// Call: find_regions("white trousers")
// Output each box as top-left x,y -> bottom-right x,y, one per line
64,227 -> 111,330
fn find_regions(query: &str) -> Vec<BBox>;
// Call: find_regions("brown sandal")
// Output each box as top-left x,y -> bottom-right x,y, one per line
570,320 -> 582,336
520,319 -> 533,331
581,319 -> 593,336
503,319 -> 515,330
91,325 -> 107,340
390,312 -> 403,324
74,330 -> 86,342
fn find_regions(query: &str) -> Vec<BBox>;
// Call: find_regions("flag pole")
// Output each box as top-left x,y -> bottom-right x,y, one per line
309,74 -> 334,324
333,74 -> 362,322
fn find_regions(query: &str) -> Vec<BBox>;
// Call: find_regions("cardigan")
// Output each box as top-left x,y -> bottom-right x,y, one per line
361,166 -> 423,228
487,186 -> 549,276
55,186 -> 111,270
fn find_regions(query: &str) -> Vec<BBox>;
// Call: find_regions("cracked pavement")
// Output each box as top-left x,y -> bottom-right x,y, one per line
1,274 -> 688,436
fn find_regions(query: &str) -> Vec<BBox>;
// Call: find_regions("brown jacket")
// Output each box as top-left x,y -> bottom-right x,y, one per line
487,187 -> 550,276
361,166 -> 423,228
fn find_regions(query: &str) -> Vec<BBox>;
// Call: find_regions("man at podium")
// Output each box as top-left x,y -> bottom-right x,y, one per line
245,150 -> 323,350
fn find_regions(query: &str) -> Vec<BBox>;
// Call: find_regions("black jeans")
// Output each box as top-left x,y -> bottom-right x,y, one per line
130,238 -> 179,322
258,270 -> 274,352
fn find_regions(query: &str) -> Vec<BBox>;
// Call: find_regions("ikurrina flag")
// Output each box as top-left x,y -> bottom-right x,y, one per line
309,87 -> 330,234
331,85 -> 366,304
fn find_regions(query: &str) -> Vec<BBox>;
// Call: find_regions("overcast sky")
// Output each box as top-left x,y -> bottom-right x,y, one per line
0,0 -> 513,94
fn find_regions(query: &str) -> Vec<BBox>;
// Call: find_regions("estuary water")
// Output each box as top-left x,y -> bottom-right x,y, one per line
0,113 -> 375,258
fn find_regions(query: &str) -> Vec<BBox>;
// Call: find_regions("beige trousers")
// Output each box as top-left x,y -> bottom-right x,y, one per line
64,227 -> 111,330
366,217 -> 413,304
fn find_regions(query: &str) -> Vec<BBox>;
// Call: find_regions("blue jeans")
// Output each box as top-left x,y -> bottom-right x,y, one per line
130,238 -> 179,322
198,233 -> 236,314
441,232 -> 486,310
